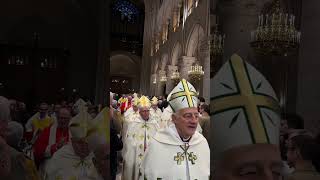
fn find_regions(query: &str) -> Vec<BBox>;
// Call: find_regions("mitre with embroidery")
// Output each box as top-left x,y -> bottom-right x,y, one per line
167,79 -> 198,112
87,107 -> 109,151
132,96 -> 140,106
211,54 -> 281,158
151,96 -> 158,105
138,96 -> 151,108
69,107 -> 92,139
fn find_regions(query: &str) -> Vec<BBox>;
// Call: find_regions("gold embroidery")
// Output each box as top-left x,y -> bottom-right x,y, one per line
187,152 -> 197,165
174,152 -> 185,165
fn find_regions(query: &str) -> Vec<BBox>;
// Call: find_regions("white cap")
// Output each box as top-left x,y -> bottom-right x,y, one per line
167,79 -> 198,112
211,54 -> 281,158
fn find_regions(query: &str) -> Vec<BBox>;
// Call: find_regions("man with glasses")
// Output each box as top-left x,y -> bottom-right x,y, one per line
122,96 -> 159,180
140,79 -> 210,180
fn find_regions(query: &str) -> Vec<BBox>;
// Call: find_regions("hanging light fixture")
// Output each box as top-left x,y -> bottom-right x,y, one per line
160,74 -> 167,82
170,69 -> 180,85
188,63 -> 204,81
188,25 -> 204,81
211,24 -> 225,57
250,0 -> 301,56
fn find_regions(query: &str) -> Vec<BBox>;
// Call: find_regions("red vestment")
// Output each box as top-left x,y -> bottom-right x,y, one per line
33,124 -> 70,165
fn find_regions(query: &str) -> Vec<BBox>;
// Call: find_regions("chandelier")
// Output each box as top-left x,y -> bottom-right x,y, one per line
152,76 -> 157,84
160,74 -> 167,83
170,70 -> 180,84
211,25 -> 225,56
188,63 -> 204,81
250,0 -> 301,55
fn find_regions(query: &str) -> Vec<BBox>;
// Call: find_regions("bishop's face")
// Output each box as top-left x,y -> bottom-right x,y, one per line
214,144 -> 283,180
139,107 -> 150,121
172,107 -> 199,139
71,137 -> 90,159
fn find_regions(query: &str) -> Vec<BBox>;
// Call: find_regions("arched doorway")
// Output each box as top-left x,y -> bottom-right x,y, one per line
110,53 -> 140,94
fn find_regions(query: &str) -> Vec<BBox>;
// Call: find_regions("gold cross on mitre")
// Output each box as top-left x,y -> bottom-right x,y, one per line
211,54 -> 280,144
174,152 -> 185,165
169,79 -> 197,108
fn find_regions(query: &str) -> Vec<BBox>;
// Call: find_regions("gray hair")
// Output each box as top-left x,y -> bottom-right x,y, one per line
6,121 -> 24,149
0,96 -> 11,122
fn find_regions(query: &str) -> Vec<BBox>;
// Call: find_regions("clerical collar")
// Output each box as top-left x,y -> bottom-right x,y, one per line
180,136 -> 191,142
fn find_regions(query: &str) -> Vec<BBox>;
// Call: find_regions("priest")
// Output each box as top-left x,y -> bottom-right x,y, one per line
211,54 -> 284,179
140,79 -> 210,180
25,103 -> 54,143
88,107 -> 110,180
122,96 -> 140,139
123,96 -> 160,180
33,108 -> 71,178
44,106 -> 100,180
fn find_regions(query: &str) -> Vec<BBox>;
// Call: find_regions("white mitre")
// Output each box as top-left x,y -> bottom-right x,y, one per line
73,98 -> 88,115
167,79 -> 198,112
210,54 -> 281,158
69,106 -> 92,139
87,107 -> 109,152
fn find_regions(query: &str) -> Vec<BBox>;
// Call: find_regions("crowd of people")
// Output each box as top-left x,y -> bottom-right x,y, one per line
0,53 -> 320,180
0,95 -> 108,180
110,79 -> 211,180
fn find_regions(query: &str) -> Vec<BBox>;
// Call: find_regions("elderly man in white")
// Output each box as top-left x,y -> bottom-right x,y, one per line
123,96 -> 159,180
140,79 -> 210,180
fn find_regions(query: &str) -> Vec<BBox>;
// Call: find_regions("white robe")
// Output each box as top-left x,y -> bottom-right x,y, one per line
140,124 -> 210,180
160,106 -> 173,129
122,116 -> 160,180
122,111 -> 140,141
45,143 -> 101,180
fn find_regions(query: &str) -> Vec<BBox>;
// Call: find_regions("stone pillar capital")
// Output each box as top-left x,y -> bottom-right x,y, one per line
180,56 -> 196,65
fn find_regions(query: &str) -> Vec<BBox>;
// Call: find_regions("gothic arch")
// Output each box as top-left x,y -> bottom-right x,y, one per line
171,42 -> 182,66
185,23 -> 205,57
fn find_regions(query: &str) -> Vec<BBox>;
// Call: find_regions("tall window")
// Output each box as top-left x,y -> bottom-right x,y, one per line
113,0 -> 140,23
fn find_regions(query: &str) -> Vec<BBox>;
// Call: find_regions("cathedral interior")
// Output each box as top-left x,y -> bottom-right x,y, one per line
0,0 -> 319,148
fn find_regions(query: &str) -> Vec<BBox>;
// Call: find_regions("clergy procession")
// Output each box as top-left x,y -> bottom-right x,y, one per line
0,94 -> 109,180
110,78 -> 211,180
0,54 -> 320,180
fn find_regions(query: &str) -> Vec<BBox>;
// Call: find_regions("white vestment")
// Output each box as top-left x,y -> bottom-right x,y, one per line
140,124 -> 210,180
122,111 -> 140,141
150,107 -> 162,117
122,115 -> 160,180
160,106 -> 173,129
45,143 -> 101,180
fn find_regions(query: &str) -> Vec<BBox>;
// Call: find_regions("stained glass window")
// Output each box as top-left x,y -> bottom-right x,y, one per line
113,0 -> 140,23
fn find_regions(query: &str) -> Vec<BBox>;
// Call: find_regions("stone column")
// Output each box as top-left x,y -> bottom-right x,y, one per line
157,70 -> 166,96
166,65 -> 179,94
179,56 -> 196,80
201,41 -> 210,103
